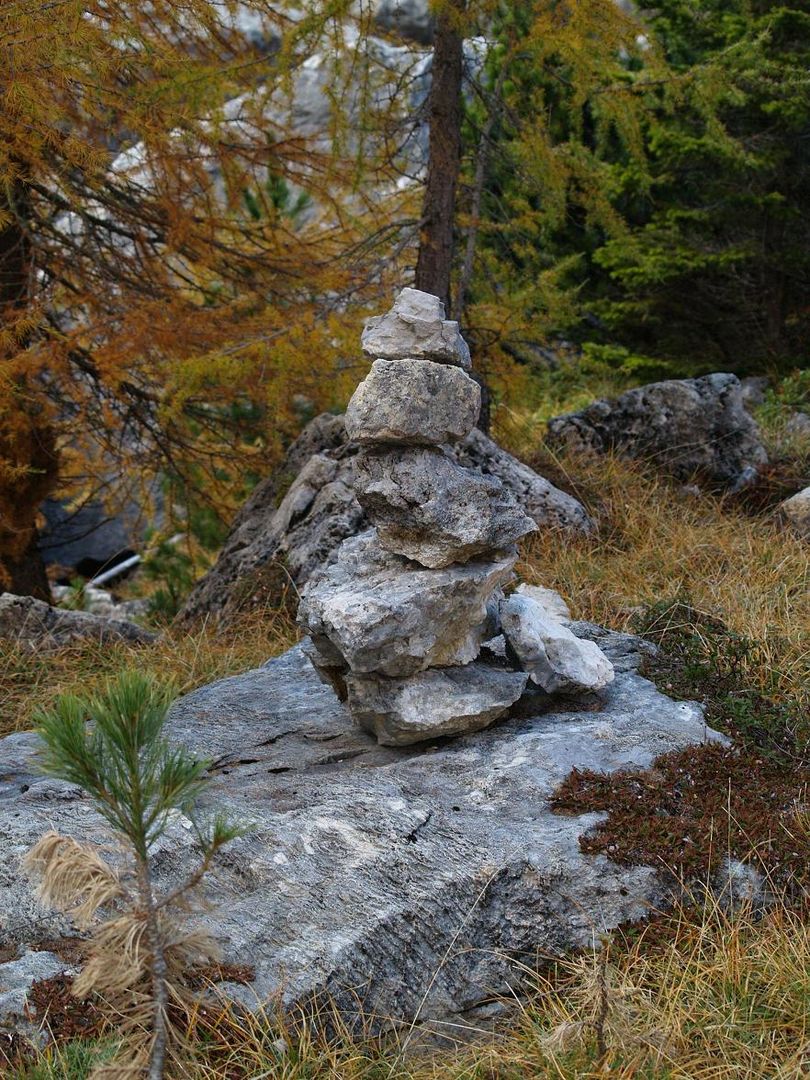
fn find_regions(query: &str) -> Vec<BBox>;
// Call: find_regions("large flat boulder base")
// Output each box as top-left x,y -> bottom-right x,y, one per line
0,626 -> 722,1031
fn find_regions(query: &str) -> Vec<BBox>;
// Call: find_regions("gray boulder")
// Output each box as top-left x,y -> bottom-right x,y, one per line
346,662 -> 528,746
0,631 -> 725,1030
177,414 -> 592,626
354,446 -> 536,568
298,530 -> 516,677
345,359 -> 480,445
361,287 -> 471,367
500,594 -> 614,694
546,373 -> 768,488
0,593 -> 157,650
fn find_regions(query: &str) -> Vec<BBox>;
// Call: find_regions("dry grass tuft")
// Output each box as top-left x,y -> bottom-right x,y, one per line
507,437 -> 808,708
0,607 -> 298,739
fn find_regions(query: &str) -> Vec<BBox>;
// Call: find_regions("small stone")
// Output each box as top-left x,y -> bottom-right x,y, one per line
298,530 -> 517,677
353,446 -> 536,568
500,593 -> 614,694
345,359 -> 480,445
515,583 -> 571,623
361,287 -> 471,368
779,486 -> 810,539
346,663 -> 528,746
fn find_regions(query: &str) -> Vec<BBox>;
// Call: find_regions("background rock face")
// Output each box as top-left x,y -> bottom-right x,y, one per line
345,359 -> 481,444
0,630 -> 723,1029
353,446 -> 536,568
298,530 -> 517,677
177,414 -> 592,626
546,373 -> 768,488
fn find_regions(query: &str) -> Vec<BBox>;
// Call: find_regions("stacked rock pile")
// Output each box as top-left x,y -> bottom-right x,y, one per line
298,288 -> 614,745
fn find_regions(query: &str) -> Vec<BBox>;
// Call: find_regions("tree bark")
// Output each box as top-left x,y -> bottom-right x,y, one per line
0,178 -> 56,600
414,0 -> 465,315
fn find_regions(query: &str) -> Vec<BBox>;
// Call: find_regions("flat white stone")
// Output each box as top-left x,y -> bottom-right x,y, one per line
515,583 -> 572,623
500,593 -> 614,694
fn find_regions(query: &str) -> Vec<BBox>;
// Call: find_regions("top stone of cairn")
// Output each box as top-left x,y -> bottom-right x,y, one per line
361,287 -> 472,369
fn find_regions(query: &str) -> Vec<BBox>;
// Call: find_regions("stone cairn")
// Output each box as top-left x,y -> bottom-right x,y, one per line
298,288 -> 614,745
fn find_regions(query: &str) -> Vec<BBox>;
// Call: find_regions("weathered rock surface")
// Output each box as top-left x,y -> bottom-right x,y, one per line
346,663 -> 529,746
0,593 -> 157,650
345,359 -> 480,445
546,373 -> 768,488
298,530 -> 516,677
515,583 -> 572,624
361,288 -> 471,368
500,594 -> 614,694
0,630 -> 724,1029
354,446 -> 536,568
779,486 -> 810,538
177,414 -> 592,626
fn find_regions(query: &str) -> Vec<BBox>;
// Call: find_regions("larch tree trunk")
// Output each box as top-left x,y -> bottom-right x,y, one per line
414,0 -> 465,316
414,1 -> 493,430
0,178 -> 56,601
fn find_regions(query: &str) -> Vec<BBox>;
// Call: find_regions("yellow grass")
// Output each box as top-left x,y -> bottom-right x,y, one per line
0,609 -> 297,738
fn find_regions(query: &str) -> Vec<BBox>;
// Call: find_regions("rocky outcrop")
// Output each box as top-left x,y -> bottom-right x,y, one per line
547,373 -> 768,489
177,416 -> 592,626
0,633 -> 724,1031
0,593 -> 157,650
298,289 -> 611,745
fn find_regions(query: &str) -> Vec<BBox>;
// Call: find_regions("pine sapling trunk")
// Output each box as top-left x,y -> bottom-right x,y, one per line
138,859 -> 169,1080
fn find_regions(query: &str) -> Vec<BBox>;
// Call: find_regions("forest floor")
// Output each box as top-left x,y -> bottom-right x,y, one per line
2,371 -> 808,1079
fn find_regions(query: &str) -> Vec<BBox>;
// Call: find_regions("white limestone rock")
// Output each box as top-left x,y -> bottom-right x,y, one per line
779,485 -> 810,539
361,288 -> 471,368
298,529 -> 517,677
500,593 -> 614,694
353,446 -> 536,568
346,663 -> 529,746
515,583 -> 572,623
345,359 -> 480,445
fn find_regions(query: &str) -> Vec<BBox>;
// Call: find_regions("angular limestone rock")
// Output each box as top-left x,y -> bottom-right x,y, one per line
346,663 -> 529,746
515,583 -> 572,623
361,287 -> 471,368
500,593 -> 614,694
298,530 -> 517,677
345,359 -> 480,445
353,446 -> 536,568
780,486 -> 810,539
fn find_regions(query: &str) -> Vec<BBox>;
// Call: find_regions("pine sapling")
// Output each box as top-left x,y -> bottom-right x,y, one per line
24,670 -> 247,1080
